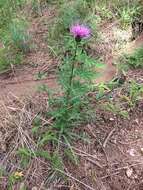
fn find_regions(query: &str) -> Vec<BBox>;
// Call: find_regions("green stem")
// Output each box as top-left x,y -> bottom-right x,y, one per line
66,41 -> 78,107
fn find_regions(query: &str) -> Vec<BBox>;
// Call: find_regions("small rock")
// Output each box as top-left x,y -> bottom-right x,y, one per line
32,187 -> 38,190
128,148 -> 136,157
126,168 -> 133,178
134,119 -> 139,124
20,183 -> 26,190
134,174 -> 138,179
140,148 -> 143,154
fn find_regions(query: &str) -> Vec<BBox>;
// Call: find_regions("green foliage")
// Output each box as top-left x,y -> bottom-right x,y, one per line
35,71 -> 47,80
51,151 -> 64,172
31,115 -> 42,134
17,148 -> 33,167
63,135 -> 79,165
0,0 -> 27,27
0,18 -> 30,54
0,167 -> 5,177
95,83 -> 110,99
95,2 -> 113,20
38,129 -> 57,146
9,18 -> 31,53
17,147 -> 51,160
124,47 -> 143,69
121,80 -> 143,107
17,147 -> 65,179
0,0 -> 30,71
86,0 -> 141,27
17,147 -> 52,168
34,31 -> 103,178
129,81 -> 143,105
46,36 -> 102,133
8,171 -> 23,190
104,102 -> 129,118
0,47 -> 23,71
31,0 -> 47,16
117,5 -> 141,28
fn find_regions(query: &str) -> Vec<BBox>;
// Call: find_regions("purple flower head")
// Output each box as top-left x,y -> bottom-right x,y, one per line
70,24 -> 91,41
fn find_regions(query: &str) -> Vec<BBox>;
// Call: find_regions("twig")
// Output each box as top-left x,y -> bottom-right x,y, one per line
112,162 -> 143,172
86,157 -> 103,168
101,171 -> 120,179
87,124 -> 109,164
57,140 -> 100,161
55,168 -> 95,190
101,162 -> 143,179
118,139 -> 141,145
103,128 -> 116,148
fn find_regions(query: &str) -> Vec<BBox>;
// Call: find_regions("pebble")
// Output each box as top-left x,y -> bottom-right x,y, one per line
126,167 -> 133,178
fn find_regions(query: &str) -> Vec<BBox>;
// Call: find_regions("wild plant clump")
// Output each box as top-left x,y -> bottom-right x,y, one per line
40,23 -> 103,141
0,0 -> 30,71
125,46 -> 143,68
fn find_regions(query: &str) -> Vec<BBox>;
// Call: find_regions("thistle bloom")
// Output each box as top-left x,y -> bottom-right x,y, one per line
70,24 -> 91,40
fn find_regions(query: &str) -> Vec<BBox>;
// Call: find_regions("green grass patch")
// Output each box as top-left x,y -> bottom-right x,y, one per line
0,1 -> 31,71
125,46 -> 143,69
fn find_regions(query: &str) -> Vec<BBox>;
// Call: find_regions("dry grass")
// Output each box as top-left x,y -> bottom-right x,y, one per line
0,76 -> 143,190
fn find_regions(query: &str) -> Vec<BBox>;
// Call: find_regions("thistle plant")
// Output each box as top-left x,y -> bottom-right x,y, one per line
46,24 -> 103,135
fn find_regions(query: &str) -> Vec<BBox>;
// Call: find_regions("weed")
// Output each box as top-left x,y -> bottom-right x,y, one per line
124,46 -> 143,69
0,0 -> 27,27
0,1 -> 30,71
0,167 -> 5,177
95,3 -> 113,20
31,0 -> 47,16
17,146 -> 65,181
8,171 -> 24,190
104,102 -> 129,118
9,18 -> 31,53
95,83 -> 111,100
121,80 -> 143,108
18,24 -> 103,180
117,45 -> 143,73
118,5 -> 141,29
47,36 -> 102,133
0,47 -> 23,71
31,115 -> 42,133
35,71 -> 48,80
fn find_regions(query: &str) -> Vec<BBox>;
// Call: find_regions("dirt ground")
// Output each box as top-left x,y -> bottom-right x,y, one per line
0,7 -> 143,190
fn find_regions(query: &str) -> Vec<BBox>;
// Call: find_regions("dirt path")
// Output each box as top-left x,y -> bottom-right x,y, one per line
0,12 -> 143,103
116,31 -> 143,57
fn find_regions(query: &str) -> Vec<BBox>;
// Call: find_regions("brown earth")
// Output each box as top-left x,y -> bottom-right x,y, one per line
120,32 -> 143,55
0,69 -> 142,190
